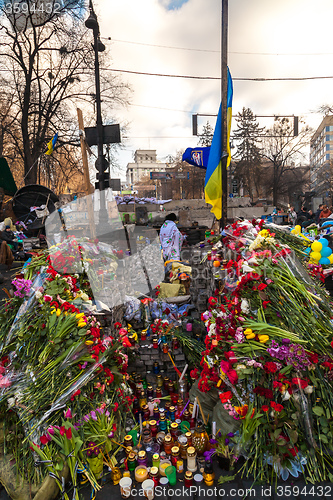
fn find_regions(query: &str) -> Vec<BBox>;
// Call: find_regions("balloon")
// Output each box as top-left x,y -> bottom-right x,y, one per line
294,225 -> 301,234
310,252 -> 322,261
319,257 -> 330,265
311,241 -> 323,252
291,229 -> 296,234
329,255 -> 333,264
321,247 -> 332,258
318,238 -> 329,248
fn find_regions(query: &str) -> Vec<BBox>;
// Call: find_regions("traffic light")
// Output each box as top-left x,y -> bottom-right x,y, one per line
95,155 -> 110,189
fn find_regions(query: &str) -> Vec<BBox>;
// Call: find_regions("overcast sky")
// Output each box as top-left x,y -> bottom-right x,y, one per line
94,0 -> 333,179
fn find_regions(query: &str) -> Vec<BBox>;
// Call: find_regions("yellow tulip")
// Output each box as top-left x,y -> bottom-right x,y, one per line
56,309 -> 61,317
258,334 -> 269,343
78,321 -> 87,328
50,308 -> 56,315
245,328 -> 255,339
76,313 -> 85,319
85,340 -> 94,346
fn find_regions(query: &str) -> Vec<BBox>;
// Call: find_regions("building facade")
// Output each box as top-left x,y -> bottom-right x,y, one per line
310,115 -> 333,205
126,150 -> 168,187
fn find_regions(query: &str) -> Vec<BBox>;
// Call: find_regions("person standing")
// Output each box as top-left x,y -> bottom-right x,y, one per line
159,213 -> 184,261
288,207 -> 297,226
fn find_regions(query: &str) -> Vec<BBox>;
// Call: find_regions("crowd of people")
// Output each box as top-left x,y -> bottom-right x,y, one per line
288,204 -> 333,228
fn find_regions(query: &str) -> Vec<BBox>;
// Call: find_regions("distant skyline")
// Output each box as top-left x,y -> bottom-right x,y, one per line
93,0 -> 333,180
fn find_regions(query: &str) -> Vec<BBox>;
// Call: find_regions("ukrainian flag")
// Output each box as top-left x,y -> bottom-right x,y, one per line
204,68 -> 233,220
45,133 -> 58,155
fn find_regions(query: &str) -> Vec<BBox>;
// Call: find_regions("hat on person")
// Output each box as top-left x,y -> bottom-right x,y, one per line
5,226 -> 10,229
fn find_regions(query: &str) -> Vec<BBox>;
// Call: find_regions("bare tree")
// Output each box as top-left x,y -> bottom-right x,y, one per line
261,117 -> 312,206
0,0 -> 130,187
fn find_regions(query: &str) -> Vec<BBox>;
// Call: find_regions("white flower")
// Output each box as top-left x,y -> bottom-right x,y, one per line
208,323 -> 216,337
241,298 -> 250,314
304,385 -> 313,394
35,290 -> 42,299
282,391 -> 291,401
235,364 -> 246,372
242,263 -> 255,273
81,292 -> 90,302
248,257 -> 258,265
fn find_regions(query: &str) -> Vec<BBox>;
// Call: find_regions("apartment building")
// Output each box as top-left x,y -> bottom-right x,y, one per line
126,150 -> 168,187
310,115 -> 333,204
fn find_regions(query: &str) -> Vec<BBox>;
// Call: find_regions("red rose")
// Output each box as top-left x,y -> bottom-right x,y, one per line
270,401 -> 283,412
228,369 -> 238,385
291,377 -> 308,389
261,405 -> 269,412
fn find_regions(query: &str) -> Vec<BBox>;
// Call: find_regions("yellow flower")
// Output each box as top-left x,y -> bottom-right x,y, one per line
76,313 -> 85,319
259,229 -> 269,238
244,328 -> 255,339
50,307 -> 56,315
56,308 -> 61,317
78,320 -> 87,328
258,334 -> 269,343
85,340 -> 94,346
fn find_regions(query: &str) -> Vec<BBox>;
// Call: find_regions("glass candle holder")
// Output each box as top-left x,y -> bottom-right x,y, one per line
159,459 -> 172,477
135,466 -> 148,483
137,450 -> 148,467
184,471 -> 193,487
149,420 -> 158,438
152,453 -> 160,469
187,446 -> 197,472
192,422 -> 209,456
127,452 -> 137,471
149,466 -> 160,487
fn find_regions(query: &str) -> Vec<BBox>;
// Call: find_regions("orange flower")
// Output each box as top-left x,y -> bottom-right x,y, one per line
234,404 -> 255,418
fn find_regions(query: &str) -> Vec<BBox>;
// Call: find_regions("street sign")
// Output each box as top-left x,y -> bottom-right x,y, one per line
85,124 -> 121,146
110,179 -> 121,191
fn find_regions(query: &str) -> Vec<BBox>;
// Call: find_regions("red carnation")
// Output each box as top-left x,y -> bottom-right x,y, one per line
261,405 -> 269,412
219,391 -> 233,403
264,362 -> 278,374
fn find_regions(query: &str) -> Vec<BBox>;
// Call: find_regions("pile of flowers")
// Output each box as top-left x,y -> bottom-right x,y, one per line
198,220 -> 333,483
0,238 -> 132,498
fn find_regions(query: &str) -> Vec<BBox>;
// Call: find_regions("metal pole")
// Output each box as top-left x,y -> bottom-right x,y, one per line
220,0 -> 228,229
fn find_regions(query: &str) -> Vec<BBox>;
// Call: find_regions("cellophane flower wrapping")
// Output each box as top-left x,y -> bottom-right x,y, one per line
199,219 -> 333,483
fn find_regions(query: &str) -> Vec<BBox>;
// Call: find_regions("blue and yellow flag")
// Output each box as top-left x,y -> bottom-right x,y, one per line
204,68 -> 233,220
45,133 -> 58,155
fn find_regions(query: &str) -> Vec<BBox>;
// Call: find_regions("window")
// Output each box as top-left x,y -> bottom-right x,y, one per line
326,153 -> 331,160
326,126 -> 333,132
326,144 -> 331,151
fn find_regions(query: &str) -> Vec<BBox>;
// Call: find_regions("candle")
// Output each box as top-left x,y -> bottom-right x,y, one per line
159,460 -> 172,477
212,421 -> 216,440
192,398 -> 197,419
135,466 -> 148,483
139,413 -> 143,435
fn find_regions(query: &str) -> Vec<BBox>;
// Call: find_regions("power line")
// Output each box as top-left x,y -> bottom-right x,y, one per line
103,67 -> 333,82
103,37 -> 333,57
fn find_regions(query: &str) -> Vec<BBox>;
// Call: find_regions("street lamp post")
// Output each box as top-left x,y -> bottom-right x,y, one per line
85,1 -> 108,227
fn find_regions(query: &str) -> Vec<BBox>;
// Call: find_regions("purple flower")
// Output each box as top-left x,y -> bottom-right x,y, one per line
282,338 -> 291,344
225,438 -> 230,445
227,432 -> 234,437
90,411 -> 98,421
96,407 -> 104,414
203,449 -> 216,461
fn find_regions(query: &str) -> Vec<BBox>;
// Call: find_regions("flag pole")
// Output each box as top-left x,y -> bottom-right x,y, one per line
220,0 -> 228,230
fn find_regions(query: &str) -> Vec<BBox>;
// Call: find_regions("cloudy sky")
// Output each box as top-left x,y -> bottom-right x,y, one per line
94,0 -> 333,179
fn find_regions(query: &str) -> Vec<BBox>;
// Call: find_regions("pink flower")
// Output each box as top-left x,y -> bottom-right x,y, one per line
40,434 -> 52,445
44,295 -> 52,302
0,376 -> 11,388
47,427 -> 55,436
65,427 -> 72,439
64,408 -> 72,419
59,426 -> 65,436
